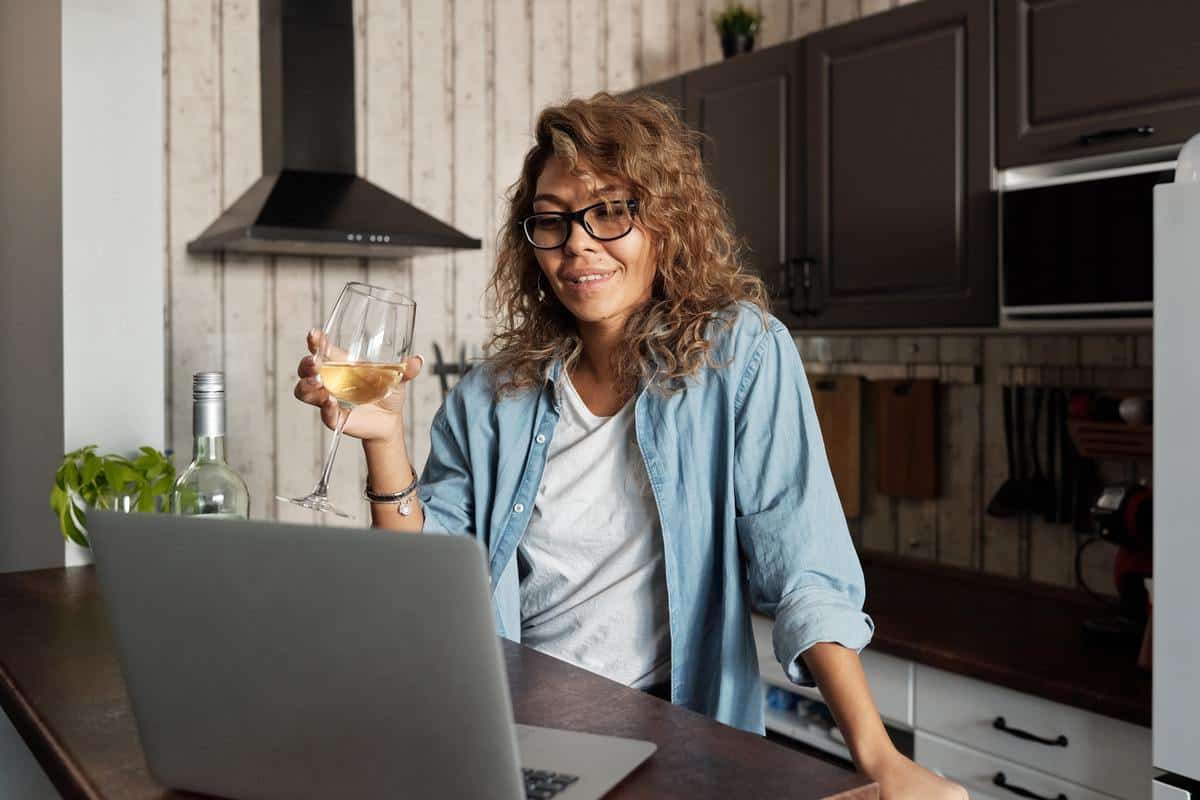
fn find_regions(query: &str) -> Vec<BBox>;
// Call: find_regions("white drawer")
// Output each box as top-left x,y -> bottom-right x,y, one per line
751,614 -> 913,726
916,730 -> 1123,800
915,665 -> 1151,800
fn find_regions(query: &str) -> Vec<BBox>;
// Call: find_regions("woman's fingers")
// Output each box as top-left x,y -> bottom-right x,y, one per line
297,354 -> 318,379
294,374 -> 327,406
307,327 -> 351,361
400,354 -> 425,383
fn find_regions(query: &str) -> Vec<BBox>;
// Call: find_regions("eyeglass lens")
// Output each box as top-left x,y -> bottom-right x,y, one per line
524,201 -> 634,248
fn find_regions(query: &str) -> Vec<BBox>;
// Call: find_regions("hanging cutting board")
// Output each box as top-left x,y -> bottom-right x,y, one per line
873,378 -> 940,499
807,375 -> 862,519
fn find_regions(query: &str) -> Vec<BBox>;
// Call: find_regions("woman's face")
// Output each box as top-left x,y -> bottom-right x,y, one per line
531,156 -> 656,328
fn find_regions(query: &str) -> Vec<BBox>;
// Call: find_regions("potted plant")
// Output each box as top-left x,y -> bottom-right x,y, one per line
49,445 -> 176,548
712,4 -> 764,59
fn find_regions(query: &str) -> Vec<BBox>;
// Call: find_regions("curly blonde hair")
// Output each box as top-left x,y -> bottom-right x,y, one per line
485,92 -> 768,396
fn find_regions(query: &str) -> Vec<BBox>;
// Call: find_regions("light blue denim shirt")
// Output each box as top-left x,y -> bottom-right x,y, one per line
417,302 -> 874,734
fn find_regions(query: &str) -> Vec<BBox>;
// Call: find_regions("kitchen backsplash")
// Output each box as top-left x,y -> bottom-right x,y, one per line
795,331 -> 1153,596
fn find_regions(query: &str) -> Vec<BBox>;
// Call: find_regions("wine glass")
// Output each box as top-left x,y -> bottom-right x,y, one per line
276,282 -> 416,517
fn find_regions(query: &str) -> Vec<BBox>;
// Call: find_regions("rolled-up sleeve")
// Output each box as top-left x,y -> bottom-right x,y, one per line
732,321 -> 874,686
418,404 -> 474,536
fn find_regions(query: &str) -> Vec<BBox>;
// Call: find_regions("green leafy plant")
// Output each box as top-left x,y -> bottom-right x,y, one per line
712,4 -> 764,37
49,445 -> 176,548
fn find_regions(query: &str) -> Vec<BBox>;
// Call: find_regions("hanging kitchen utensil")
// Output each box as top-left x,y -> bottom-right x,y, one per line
431,341 -> 452,399
431,341 -> 475,400
988,388 -> 1017,520
1045,387 -> 1060,523
1029,387 -> 1052,517
1059,388 -> 1077,525
987,385 -> 1025,517
873,378 -> 939,499
807,375 -> 862,518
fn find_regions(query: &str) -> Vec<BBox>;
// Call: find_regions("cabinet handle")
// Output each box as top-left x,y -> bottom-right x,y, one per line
993,716 -> 1068,747
773,260 -> 795,300
1078,126 -> 1154,146
992,772 -> 1067,800
776,258 -> 812,316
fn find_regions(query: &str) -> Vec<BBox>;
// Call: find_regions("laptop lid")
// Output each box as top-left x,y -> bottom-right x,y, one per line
89,511 -> 526,800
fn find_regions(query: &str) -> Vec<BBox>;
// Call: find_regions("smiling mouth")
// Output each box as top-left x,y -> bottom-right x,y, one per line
563,272 -> 615,286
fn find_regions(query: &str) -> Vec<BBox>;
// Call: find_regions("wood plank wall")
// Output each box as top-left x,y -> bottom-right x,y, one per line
165,0 -> 1148,593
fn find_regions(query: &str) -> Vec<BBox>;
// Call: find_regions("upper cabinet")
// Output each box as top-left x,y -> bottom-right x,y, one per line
684,43 -> 807,327
802,0 -> 996,327
625,76 -> 685,111
998,0 -> 1200,167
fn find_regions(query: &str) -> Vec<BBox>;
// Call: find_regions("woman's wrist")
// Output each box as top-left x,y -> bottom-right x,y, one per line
362,430 -> 405,455
850,731 -> 901,777
361,433 -> 413,491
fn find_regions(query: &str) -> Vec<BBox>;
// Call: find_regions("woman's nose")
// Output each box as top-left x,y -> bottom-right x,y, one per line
562,217 -> 598,256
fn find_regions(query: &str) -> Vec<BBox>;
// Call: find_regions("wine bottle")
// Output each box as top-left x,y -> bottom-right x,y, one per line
172,371 -> 250,518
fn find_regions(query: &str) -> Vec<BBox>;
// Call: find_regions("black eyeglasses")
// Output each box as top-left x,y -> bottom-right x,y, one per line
520,199 -> 639,250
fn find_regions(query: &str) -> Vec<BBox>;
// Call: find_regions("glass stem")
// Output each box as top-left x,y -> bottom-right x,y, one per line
313,404 -> 350,497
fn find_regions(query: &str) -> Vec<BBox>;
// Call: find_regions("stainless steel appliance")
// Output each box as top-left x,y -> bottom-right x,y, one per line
1001,160 -> 1174,320
1152,171 -> 1200,798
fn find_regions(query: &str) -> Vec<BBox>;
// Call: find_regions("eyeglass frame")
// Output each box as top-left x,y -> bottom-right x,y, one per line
519,199 -> 640,250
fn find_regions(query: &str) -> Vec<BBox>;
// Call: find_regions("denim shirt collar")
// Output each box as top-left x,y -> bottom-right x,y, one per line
540,355 -> 663,412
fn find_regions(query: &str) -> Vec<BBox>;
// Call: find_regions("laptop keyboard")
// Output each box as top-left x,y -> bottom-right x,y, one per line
522,768 -> 579,799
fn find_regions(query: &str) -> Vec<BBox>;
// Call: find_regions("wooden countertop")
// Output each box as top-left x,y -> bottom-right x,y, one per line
0,566 -> 876,800
860,553 -> 1152,728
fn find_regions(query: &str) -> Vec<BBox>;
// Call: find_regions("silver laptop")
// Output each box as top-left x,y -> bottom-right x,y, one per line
89,511 -> 656,800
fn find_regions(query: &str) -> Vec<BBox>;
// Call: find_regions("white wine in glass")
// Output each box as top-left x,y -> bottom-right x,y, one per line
277,282 -> 416,517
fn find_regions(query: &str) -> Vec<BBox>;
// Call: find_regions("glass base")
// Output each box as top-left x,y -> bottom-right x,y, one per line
275,493 -> 351,519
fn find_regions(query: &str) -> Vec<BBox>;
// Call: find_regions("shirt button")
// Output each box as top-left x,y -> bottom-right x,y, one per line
513,503 -> 525,514
535,434 -> 546,444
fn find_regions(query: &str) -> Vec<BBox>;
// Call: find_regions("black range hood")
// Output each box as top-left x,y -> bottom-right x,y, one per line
188,0 -> 480,259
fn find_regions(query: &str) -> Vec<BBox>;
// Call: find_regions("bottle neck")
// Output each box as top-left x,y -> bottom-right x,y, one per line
193,434 -> 227,463
192,398 -> 227,463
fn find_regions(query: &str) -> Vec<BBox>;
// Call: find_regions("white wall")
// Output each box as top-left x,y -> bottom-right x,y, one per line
0,711 -> 58,800
61,0 -> 166,564
0,0 -> 66,574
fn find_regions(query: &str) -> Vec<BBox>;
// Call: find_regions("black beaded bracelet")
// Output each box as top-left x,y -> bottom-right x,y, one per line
364,468 -> 419,516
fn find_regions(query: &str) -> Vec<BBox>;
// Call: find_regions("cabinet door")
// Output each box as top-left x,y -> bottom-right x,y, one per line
804,0 -> 996,328
625,75 -> 685,112
685,43 -> 806,327
998,0 -> 1200,168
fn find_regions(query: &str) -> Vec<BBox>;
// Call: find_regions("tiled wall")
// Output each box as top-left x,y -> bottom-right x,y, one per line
795,331 -> 1153,595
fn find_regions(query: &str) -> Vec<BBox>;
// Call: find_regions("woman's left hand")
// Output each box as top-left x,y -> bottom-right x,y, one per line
865,748 -> 968,800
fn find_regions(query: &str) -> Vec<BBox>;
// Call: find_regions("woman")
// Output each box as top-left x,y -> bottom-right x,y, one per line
295,93 -> 966,799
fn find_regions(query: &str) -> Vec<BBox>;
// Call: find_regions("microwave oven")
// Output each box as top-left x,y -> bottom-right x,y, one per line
1001,162 -> 1174,319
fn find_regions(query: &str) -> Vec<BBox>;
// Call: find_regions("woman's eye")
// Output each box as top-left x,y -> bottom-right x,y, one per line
534,217 -> 562,229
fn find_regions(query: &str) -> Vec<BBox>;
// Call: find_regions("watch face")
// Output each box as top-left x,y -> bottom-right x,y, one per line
1097,486 -> 1127,511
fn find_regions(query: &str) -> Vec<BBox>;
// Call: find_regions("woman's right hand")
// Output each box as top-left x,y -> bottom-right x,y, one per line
293,328 -> 425,444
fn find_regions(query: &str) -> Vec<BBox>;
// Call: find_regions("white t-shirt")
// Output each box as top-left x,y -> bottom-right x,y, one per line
517,372 -> 671,690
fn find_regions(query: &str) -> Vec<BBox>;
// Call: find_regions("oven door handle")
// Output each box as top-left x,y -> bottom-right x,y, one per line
1079,126 -> 1154,146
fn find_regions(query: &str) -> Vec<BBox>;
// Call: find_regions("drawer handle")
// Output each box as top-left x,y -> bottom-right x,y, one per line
1078,125 -> 1154,146
993,771 -> 1067,800
993,717 -> 1068,747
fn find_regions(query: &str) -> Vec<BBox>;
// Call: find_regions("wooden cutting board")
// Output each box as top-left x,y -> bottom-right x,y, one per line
807,375 -> 862,519
873,378 -> 940,499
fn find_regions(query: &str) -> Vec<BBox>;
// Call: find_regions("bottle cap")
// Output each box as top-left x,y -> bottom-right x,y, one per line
193,371 -> 225,400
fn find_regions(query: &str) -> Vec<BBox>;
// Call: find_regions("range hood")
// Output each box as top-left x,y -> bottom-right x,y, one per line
188,1 -> 480,259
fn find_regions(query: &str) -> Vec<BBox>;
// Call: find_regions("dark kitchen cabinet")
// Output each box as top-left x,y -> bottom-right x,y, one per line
998,0 -> 1200,168
802,0 -> 996,328
684,42 -> 806,327
626,76 -> 685,112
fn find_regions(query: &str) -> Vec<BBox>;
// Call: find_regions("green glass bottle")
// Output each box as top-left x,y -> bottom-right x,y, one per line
172,372 -> 250,518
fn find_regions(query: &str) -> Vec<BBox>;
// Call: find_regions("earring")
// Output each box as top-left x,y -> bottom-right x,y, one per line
536,273 -> 547,302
